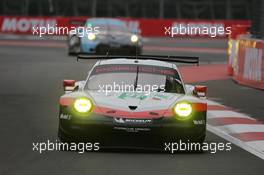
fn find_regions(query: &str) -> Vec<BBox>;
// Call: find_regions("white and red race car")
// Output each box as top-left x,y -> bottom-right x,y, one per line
58,55 -> 207,149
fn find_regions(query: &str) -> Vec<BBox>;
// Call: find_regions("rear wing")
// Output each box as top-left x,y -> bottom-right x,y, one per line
77,54 -> 199,65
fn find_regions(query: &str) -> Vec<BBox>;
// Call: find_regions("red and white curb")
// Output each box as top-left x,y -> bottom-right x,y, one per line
207,100 -> 264,160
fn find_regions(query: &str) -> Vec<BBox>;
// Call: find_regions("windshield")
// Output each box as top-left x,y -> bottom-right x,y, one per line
86,19 -> 128,33
108,24 -> 130,33
85,64 -> 185,94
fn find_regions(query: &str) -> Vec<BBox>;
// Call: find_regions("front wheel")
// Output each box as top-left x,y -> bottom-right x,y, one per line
68,35 -> 80,55
96,44 -> 109,55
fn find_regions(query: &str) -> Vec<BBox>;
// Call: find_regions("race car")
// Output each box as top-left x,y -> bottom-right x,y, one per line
58,55 -> 207,149
67,18 -> 142,55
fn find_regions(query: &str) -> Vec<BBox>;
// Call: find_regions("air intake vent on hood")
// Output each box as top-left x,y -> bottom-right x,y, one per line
128,106 -> 137,110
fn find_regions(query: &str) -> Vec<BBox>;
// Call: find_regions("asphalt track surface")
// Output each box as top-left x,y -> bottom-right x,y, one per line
0,37 -> 263,175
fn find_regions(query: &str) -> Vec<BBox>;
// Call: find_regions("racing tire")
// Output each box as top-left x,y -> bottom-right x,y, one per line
57,121 -> 71,143
68,35 -> 80,55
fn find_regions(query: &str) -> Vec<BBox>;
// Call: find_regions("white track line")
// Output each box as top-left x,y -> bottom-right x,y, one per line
246,141 -> 264,153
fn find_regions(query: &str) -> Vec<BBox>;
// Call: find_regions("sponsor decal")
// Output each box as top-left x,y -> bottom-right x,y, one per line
193,120 -> 205,125
113,117 -> 152,124
1,17 -> 56,33
154,93 -> 169,99
113,118 -> 125,123
117,92 -> 170,101
113,126 -> 151,132
91,64 -> 177,76
60,113 -> 71,120
118,92 -> 148,100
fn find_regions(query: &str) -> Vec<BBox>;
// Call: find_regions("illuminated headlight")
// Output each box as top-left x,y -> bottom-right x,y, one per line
74,98 -> 93,113
174,102 -> 192,119
130,35 -> 139,43
88,33 -> 96,40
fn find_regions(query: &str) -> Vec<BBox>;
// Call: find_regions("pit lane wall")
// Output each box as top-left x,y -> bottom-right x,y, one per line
232,36 -> 264,89
0,16 -> 250,37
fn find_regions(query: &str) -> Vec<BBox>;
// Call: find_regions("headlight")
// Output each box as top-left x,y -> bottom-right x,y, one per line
88,33 -> 96,40
74,98 -> 93,113
174,102 -> 192,119
130,35 -> 138,43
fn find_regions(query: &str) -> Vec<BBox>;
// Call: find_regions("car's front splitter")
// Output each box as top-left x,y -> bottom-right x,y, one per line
58,111 -> 206,149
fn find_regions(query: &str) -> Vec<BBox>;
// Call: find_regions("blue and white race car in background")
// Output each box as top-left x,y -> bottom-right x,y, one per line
67,18 -> 142,55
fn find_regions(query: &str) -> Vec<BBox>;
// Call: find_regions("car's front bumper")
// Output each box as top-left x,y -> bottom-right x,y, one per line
58,111 -> 206,149
80,42 -> 99,53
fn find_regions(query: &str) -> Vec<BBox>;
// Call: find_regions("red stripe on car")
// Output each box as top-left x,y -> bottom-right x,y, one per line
59,97 -> 75,106
192,103 -> 207,112
93,105 -> 171,118
92,102 -> 206,118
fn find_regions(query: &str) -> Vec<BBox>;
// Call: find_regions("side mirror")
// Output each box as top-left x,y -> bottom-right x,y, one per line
193,85 -> 207,98
63,80 -> 76,92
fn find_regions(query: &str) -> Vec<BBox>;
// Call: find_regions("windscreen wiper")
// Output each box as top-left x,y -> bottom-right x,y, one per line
133,65 -> 139,91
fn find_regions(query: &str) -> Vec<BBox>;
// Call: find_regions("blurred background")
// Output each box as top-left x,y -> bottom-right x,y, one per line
0,0 -> 253,19
0,0 -> 263,38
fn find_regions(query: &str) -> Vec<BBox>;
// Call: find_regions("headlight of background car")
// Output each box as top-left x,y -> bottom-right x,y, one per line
130,34 -> 139,43
88,33 -> 96,40
173,102 -> 192,119
74,98 -> 93,113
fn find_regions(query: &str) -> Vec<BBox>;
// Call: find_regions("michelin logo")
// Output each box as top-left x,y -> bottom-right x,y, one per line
114,118 -> 152,124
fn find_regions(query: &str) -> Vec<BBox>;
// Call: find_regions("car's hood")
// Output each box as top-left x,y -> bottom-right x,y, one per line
87,91 -> 182,119
108,32 -> 141,45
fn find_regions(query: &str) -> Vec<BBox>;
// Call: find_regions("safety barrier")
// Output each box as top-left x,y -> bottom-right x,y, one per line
232,36 -> 264,89
227,25 -> 250,75
0,16 -> 250,37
